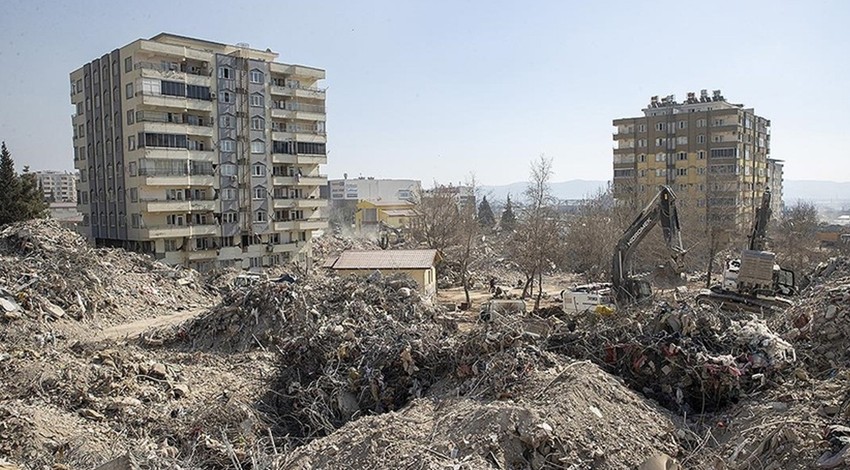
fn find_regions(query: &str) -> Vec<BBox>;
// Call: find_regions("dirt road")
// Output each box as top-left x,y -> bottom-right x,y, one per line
85,307 -> 208,343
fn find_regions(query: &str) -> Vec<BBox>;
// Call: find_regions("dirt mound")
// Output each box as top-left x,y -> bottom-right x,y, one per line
0,219 -> 215,327
282,360 -> 680,469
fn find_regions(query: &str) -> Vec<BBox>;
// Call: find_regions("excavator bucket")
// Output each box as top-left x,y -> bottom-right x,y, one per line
652,263 -> 685,288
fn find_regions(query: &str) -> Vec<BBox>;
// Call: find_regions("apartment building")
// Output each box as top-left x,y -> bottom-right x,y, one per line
70,33 -> 328,272
35,170 -> 78,202
612,90 -> 778,232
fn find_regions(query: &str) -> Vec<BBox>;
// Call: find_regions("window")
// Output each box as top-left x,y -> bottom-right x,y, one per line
165,239 -> 179,252
656,122 -> 665,131
252,164 -> 266,176
254,187 -> 266,199
250,94 -> 264,107
220,91 -> 232,103
128,135 -> 136,151
249,257 -> 262,268
131,214 -> 141,228
220,140 -> 235,152
78,125 -> 84,138
714,119 -> 724,126
128,161 -> 137,176
698,135 -> 706,144
219,115 -> 233,128
697,167 -> 706,175
124,56 -> 132,73
655,168 -> 667,177
140,132 -> 187,149
220,236 -> 235,247
655,138 -> 665,147
76,79 -> 82,92
678,121 -> 686,129
254,211 -> 267,223
126,109 -> 134,125
269,233 -> 280,244
250,140 -> 265,153
638,154 -> 646,163
221,188 -> 236,200
161,81 -> 185,97
676,136 -> 688,145
677,152 -> 687,161
698,150 -> 705,160
75,102 -> 83,116
167,189 -> 185,201
710,148 -> 738,158
166,214 -> 185,226
250,70 -> 264,83
676,168 -> 688,176
218,67 -> 232,79
186,85 -> 210,100
638,124 -> 646,132
713,135 -> 723,142
696,119 -> 706,128
129,188 -> 138,202
222,212 -> 238,224
221,164 -> 237,176
251,116 -> 265,130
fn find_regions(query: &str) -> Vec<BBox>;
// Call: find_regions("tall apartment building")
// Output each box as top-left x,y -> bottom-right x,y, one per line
612,90 -> 778,232
35,170 -> 78,203
70,33 -> 328,272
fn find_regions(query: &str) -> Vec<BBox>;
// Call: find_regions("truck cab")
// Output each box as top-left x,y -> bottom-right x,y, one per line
561,283 -> 616,314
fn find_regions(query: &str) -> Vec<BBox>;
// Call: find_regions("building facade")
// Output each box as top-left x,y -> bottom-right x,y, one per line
70,33 -> 328,271
612,90 -> 779,232
35,170 -> 78,203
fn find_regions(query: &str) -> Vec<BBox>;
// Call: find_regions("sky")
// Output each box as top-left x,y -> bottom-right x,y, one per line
0,0 -> 848,186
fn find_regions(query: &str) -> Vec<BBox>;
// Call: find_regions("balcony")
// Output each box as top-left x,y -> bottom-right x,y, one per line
270,84 -> 326,100
141,199 -> 216,212
272,176 -> 297,186
270,63 -> 325,80
188,249 -> 218,261
139,120 -> 214,138
273,218 -> 327,232
142,148 -> 215,162
272,154 -> 297,164
294,175 -> 327,187
136,62 -> 211,87
142,174 -> 215,187
144,223 -> 217,239
137,91 -> 212,112
297,155 -> 327,165
138,40 -> 212,62
270,104 -> 325,121
271,130 -> 327,144
273,198 -> 328,209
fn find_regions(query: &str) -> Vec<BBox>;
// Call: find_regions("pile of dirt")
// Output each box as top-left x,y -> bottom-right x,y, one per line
282,360 -> 681,469
0,219 -> 215,327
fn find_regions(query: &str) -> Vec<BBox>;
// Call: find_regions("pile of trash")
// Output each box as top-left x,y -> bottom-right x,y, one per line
547,300 -> 796,413
0,219 -> 214,326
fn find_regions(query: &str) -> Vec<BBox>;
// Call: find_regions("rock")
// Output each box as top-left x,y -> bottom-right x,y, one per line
2,310 -> 22,321
638,453 -> 681,470
398,287 -> 412,298
768,401 -> 789,412
821,405 -> 841,417
42,300 -> 65,318
171,383 -> 190,399
149,363 -> 168,379
108,397 -> 142,410
0,297 -> 20,313
826,305 -> 837,320
79,408 -> 106,421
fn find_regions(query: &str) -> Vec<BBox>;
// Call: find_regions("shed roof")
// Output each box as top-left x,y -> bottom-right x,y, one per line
326,249 -> 439,270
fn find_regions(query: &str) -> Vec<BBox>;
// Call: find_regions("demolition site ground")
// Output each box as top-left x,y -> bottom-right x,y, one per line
2,220 -> 850,469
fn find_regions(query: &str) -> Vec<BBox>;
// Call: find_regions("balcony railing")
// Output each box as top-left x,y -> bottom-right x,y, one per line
135,61 -> 211,77
136,112 -> 213,127
271,82 -> 326,94
271,125 -> 325,135
138,168 -> 215,177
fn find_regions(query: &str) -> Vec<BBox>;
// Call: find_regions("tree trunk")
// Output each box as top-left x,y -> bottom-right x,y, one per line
534,270 -> 543,311
522,273 -> 534,298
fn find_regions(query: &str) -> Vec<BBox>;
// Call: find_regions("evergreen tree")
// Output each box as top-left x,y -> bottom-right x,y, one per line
477,195 -> 496,229
500,194 -> 517,231
0,142 -> 20,226
0,142 -> 46,226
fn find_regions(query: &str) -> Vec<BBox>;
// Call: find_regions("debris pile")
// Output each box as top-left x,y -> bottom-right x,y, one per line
311,232 -> 381,264
0,219 -> 214,326
547,300 -> 796,413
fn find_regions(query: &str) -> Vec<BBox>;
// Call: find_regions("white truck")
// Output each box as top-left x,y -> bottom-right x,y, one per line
560,283 -> 615,314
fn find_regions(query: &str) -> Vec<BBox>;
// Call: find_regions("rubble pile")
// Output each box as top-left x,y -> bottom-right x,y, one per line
778,258 -> 850,373
0,219 -> 214,326
438,234 -> 525,289
311,232 -> 381,264
547,301 -> 796,413
281,360 -> 681,469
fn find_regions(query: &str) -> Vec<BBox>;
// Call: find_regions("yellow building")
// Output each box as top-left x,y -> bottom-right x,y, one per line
324,249 -> 440,295
355,200 -> 418,231
612,90 -> 781,233
69,33 -> 328,272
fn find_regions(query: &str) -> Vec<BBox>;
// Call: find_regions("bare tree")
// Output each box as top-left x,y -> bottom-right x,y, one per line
510,156 -> 564,310
773,201 -> 823,274
456,176 -> 480,305
410,182 -> 461,253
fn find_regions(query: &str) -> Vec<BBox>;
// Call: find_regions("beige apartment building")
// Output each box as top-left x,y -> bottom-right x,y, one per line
612,90 -> 782,232
35,170 -> 78,203
70,33 -> 328,271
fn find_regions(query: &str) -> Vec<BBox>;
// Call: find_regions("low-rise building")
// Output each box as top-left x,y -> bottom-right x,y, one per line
354,200 -> 418,231
324,249 -> 440,295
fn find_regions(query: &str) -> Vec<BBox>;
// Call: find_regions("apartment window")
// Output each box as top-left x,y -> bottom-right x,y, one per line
655,169 -> 667,177
249,257 -> 262,268
713,135 -> 723,142
220,236 -> 235,247
638,124 -> 646,133
217,115 -> 231,128
638,154 -> 646,163
698,135 -> 706,144
254,211 -> 267,223
131,214 -> 141,228
678,121 -> 686,129
218,67 -> 232,79
220,91 -> 232,104
164,239 -> 178,252
128,135 -> 136,151
166,214 -> 185,226
677,152 -> 687,161
253,187 -> 266,199
698,150 -> 705,160
187,85 -> 210,100
220,140 -> 235,152
252,164 -> 266,176
250,70 -> 264,83
676,168 -> 688,176
124,56 -> 132,73
167,189 -> 185,201
696,119 -> 705,128
697,167 -> 706,175
710,148 -> 738,158
221,188 -> 236,200
656,122 -> 665,131
125,83 -> 134,99
76,79 -> 82,93
129,188 -> 138,202
161,81 -> 185,97
655,138 -> 665,147
676,136 -> 688,145
126,109 -> 134,125
655,153 -> 665,162
75,102 -> 83,116
714,119 -> 724,126
247,93 -> 264,107
222,212 -> 238,224
221,164 -> 236,176
250,140 -> 265,154
251,117 -> 265,131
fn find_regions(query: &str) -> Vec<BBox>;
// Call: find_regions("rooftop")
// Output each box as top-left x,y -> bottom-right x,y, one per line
325,249 -> 439,270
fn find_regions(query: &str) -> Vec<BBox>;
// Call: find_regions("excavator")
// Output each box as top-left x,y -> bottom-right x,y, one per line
696,188 -> 796,312
562,185 -> 686,313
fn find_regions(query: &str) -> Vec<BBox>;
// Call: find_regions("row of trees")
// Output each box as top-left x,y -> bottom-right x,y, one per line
412,154 -> 828,309
0,142 -> 46,226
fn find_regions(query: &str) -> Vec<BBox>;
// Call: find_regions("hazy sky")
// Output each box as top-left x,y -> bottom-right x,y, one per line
1,0 -> 848,185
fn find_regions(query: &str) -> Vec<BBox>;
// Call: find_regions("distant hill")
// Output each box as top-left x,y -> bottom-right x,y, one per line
481,179 -> 850,206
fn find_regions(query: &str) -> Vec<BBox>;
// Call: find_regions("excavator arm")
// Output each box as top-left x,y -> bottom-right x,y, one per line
612,185 -> 686,303
748,188 -> 771,251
